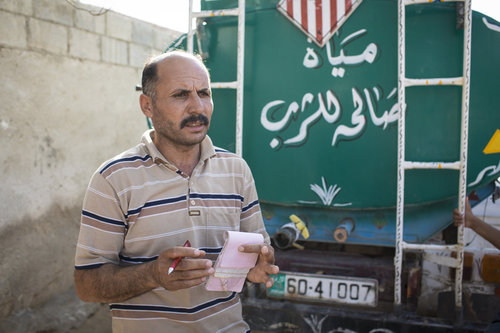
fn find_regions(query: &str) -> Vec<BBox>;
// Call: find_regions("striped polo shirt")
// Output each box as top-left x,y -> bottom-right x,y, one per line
75,129 -> 270,333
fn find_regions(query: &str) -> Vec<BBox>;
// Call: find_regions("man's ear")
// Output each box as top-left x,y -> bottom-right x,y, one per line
139,94 -> 153,118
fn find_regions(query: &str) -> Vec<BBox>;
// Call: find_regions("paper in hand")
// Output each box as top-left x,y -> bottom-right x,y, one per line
205,230 -> 264,292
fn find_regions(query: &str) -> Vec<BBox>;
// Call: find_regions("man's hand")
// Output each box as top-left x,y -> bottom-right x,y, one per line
151,246 -> 214,291
453,198 -> 477,230
452,197 -> 500,250
239,244 -> 279,288
75,245 -> 214,304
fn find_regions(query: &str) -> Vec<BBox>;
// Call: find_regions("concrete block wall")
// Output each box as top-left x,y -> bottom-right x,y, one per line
0,0 -> 181,332
0,0 -> 179,67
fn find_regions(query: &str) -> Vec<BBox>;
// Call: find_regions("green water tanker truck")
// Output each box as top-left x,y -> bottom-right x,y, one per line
169,0 -> 500,331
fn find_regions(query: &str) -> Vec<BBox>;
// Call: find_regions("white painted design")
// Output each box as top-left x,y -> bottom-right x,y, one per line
303,29 -> 378,78
468,160 -> 500,187
304,47 -> 321,68
304,314 -> 327,333
364,88 -> 398,130
483,17 -> 500,32
310,177 -> 341,205
309,177 -> 352,207
260,86 -> 398,150
262,27 -> 392,150
331,88 -> 366,146
326,38 -> 377,66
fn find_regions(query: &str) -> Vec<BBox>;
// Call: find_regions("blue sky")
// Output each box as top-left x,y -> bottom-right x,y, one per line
79,0 -> 192,32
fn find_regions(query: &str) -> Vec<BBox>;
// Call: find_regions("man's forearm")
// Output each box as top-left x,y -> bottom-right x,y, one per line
74,262 -> 158,303
471,216 -> 500,251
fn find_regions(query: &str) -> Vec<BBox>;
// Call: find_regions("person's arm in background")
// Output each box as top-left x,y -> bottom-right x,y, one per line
453,197 -> 500,250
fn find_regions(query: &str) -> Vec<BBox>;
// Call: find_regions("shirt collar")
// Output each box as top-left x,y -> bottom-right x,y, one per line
141,129 -> 216,166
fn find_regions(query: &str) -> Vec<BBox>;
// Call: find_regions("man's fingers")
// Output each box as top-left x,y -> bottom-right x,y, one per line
465,197 -> 471,210
167,247 -> 205,259
175,258 -> 213,272
268,264 -> 279,275
161,262 -> 214,291
239,244 -> 274,260
171,264 -> 214,279
167,276 -> 208,291
247,263 -> 279,287
238,244 -> 262,253
238,243 -> 272,254
265,276 -> 275,288
259,263 -> 279,276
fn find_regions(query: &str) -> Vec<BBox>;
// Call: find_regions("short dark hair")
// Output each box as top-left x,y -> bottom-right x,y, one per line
141,51 -> 208,102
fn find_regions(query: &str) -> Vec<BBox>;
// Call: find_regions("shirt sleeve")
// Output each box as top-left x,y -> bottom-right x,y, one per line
239,159 -> 271,245
74,171 -> 127,269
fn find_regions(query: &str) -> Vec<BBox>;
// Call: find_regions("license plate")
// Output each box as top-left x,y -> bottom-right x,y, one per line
267,272 -> 378,307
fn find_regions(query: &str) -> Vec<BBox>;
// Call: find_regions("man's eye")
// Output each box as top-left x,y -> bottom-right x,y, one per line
174,91 -> 189,98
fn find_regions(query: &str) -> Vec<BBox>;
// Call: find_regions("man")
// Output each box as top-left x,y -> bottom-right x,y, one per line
453,197 -> 500,250
453,197 -> 500,333
74,51 -> 279,332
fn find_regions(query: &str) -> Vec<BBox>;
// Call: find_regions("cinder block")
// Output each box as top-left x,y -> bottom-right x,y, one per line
70,28 -> 100,61
129,43 -> 154,68
28,18 -> 68,55
0,11 -> 27,48
0,0 -> 33,16
102,36 -> 128,65
106,11 -> 131,41
74,7 -> 105,34
33,0 -> 72,26
132,20 -> 154,47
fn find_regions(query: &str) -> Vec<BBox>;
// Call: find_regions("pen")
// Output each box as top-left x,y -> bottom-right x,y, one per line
168,240 -> 191,275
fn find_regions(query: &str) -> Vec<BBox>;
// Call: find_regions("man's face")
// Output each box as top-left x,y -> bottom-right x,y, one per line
148,55 -> 213,149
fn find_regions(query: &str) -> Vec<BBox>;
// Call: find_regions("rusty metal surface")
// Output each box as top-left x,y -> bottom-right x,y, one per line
242,294 -> 487,333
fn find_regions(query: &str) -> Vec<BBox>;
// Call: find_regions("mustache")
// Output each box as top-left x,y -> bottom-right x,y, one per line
180,114 -> 209,129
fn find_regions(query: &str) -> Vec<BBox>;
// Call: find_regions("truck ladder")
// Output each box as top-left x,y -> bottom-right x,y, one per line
394,0 -> 472,316
187,0 -> 246,157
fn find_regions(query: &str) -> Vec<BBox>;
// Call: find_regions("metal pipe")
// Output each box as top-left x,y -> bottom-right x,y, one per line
394,0 -> 407,306
456,0 -> 472,312
333,218 -> 355,243
235,0 -> 245,157
273,223 -> 299,250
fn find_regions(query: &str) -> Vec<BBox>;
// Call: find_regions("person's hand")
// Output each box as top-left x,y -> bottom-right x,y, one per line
151,246 -> 214,291
453,197 -> 476,229
239,243 -> 279,288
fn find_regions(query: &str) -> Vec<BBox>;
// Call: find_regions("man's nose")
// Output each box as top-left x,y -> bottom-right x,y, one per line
187,94 -> 204,113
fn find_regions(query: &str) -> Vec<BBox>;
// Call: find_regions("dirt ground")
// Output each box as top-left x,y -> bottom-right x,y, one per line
68,304 -> 112,333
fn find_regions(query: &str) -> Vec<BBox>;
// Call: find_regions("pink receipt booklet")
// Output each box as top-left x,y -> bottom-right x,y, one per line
205,230 -> 264,292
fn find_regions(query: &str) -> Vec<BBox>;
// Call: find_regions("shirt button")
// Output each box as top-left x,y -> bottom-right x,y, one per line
190,200 -> 196,206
